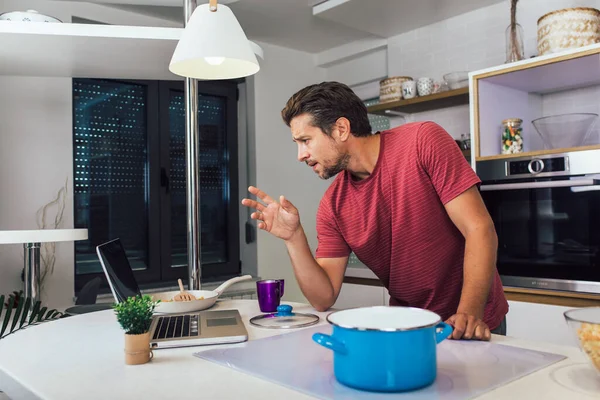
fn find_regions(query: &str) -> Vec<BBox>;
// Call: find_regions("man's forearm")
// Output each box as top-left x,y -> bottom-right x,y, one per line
284,227 -> 336,311
457,223 -> 498,319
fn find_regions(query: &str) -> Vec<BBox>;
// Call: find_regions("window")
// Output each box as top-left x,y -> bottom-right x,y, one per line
73,78 -> 239,291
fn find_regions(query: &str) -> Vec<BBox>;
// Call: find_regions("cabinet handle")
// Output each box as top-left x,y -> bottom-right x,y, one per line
480,179 -> 599,191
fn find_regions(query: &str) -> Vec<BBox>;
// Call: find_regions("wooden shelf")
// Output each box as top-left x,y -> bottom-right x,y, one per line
0,22 -> 183,79
366,87 -> 469,116
475,144 -> 600,161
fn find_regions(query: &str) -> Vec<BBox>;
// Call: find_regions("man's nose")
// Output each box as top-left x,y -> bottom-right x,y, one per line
298,147 -> 309,162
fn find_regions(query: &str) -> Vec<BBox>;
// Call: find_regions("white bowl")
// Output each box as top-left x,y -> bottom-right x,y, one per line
532,113 -> 598,149
0,9 -> 62,23
443,72 -> 469,90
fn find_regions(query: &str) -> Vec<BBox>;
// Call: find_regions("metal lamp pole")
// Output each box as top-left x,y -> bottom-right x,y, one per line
184,0 -> 201,290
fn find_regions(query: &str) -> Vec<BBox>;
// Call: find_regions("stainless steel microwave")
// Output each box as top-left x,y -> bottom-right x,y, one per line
477,149 -> 600,294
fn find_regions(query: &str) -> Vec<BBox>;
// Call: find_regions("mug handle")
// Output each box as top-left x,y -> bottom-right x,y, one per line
312,333 -> 347,355
435,322 -> 453,344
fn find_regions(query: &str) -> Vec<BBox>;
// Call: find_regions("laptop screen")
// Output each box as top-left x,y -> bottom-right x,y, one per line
96,238 -> 142,303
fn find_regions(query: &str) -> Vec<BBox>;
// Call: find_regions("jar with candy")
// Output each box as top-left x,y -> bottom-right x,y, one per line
501,118 -> 523,154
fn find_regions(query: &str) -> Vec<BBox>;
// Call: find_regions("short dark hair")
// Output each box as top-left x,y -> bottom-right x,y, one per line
281,81 -> 372,137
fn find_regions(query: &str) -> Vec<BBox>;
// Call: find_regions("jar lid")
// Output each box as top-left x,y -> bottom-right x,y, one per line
249,305 -> 320,329
502,118 -> 523,125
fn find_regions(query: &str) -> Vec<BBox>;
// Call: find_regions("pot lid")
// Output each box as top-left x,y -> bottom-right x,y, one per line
249,305 -> 319,329
327,306 -> 441,332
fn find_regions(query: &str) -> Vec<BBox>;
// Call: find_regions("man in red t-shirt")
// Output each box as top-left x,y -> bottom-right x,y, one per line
242,82 -> 509,341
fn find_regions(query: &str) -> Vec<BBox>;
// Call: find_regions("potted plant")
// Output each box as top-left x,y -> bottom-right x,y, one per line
113,295 -> 160,365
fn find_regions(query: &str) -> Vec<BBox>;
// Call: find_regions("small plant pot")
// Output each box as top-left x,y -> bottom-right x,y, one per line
124,332 -> 153,365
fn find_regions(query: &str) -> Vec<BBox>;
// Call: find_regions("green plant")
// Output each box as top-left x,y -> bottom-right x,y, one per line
113,295 -> 160,335
1,292 -> 63,340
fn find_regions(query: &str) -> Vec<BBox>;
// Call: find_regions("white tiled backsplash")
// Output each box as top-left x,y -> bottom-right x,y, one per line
401,105 -> 471,140
383,0 -> 600,141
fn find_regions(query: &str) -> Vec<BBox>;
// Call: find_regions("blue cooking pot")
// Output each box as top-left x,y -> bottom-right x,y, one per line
312,306 -> 453,392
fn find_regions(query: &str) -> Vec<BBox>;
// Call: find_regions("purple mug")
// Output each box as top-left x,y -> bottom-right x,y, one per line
256,279 -> 285,313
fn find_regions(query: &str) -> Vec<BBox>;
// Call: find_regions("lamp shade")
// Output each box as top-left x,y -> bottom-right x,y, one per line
0,229 -> 88,244
169,3 -> 260,80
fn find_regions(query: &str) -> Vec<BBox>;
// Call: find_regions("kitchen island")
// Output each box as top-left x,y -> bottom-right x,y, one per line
0,300 -> 597,399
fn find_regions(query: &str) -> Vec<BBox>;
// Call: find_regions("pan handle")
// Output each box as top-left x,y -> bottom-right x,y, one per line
214,275 -> 253,295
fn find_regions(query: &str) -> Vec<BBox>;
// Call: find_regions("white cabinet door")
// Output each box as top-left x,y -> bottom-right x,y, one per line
333,283 -> 385,309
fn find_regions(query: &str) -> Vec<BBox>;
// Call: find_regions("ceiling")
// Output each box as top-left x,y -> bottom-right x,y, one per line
101,0 -> 506,53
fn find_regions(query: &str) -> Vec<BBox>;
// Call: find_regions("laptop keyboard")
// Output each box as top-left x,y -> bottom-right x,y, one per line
153,314 -> 199,340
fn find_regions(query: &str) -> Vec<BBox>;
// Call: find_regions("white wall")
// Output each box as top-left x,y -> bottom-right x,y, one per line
0,78 -> 73,310
0,0 -> 178,310
250,42 -> 329,303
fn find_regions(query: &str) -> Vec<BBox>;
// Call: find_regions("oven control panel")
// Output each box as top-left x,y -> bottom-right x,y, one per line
508,156 -> 567,176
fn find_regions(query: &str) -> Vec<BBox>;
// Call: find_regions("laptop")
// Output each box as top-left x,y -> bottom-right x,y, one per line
96,238 -> 248,349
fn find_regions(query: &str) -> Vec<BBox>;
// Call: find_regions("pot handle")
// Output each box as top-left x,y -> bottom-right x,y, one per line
312,333 -> 347,355
214,275 -> 253,295
435,322 -> 453,344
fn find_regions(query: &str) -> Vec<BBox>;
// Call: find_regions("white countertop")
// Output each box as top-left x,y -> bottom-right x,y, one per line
0,300 -> 598,400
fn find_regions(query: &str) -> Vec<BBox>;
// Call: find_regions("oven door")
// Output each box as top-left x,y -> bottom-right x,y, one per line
480,178 -> 600,293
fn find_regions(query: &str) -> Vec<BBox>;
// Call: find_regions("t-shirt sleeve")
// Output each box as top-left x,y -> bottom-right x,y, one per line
315,196 -> 351,259
416,122 -> 481,205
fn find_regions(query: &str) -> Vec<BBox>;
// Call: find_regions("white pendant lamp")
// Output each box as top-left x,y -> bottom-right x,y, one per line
169,0 -> 260,80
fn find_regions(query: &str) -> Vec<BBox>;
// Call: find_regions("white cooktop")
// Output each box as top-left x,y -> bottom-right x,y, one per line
196,325 -> 566,400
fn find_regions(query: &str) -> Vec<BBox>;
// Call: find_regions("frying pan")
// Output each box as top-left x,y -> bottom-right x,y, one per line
151,275 -> 252,314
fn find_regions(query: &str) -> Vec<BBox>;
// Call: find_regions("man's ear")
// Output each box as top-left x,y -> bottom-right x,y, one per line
334,117 -> 351,142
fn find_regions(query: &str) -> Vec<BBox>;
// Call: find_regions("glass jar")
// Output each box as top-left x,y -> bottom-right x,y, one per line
501,118 -> 523,154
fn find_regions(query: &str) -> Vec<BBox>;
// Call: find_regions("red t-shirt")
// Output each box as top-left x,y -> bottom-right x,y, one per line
315,121 -> 508,329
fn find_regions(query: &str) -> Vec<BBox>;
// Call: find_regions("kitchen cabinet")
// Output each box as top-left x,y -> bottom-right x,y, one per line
470,42 -> 600,161
0,21 -> 181,79
470,43 -> 600,304
0,21 -> 262,80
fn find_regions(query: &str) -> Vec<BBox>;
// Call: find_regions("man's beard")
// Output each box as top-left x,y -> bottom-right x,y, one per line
320,152 -> 350,180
